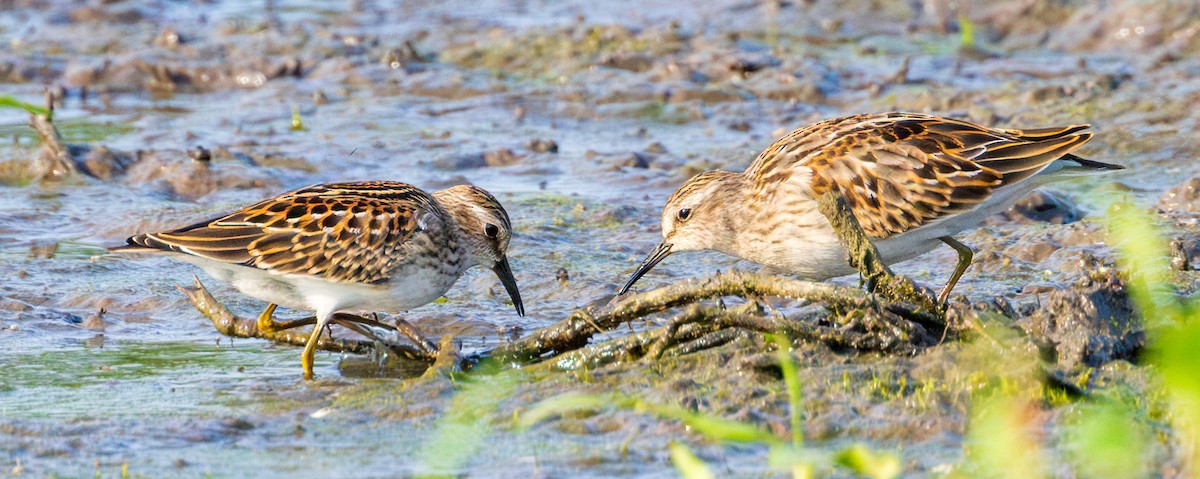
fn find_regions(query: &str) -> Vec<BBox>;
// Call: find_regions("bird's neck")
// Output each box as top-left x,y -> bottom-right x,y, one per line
697,172 -> 755,253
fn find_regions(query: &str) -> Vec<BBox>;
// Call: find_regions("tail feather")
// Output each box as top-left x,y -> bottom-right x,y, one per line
974,132 -> 1094,184
1058,153 -> 1125,171
109,234 -> 177,254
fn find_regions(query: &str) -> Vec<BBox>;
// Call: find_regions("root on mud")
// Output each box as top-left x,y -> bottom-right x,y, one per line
181,191 -> 960,373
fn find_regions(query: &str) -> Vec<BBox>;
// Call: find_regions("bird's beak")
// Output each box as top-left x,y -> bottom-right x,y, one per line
492,255 -> 524,316
618,242 -> 673,295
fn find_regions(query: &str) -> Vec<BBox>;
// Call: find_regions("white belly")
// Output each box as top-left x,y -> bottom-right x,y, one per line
176,255 -> 461,314
739,182 -> 1052,280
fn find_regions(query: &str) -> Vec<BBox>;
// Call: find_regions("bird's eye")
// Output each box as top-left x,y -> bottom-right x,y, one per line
677,208 -> 692,221
484,223 -> 500,239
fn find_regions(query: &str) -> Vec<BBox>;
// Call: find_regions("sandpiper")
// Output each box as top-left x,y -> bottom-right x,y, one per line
117,181 -> 524,380
620,112 -> 1123,304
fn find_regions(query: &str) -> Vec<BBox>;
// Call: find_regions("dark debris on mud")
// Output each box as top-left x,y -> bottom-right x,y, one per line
4,0 -> 1200,476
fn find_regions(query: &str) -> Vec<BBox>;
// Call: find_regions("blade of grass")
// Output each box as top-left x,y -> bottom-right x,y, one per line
0,96 -> 50,118
833,444 -> 901,479
669,441 -> 714,479
772,334 -> 804,449
966,394 -> 1046,478
1067,400 -> 1149,479
415,371 -> 522,477
1104,202 -> 1196,473
518,391 -> 629,428
290,105 -> 305,131
639,400 -> 780,444
1105,200 -> 1182,324
958,14 -> 975,48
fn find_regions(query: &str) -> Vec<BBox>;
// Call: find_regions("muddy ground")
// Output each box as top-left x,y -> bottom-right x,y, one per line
2,0 -> 1199,477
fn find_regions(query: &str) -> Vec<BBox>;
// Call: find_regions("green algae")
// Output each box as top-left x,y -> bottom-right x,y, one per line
0,341 -> 298,418
514,193 -> 631,231
0,119 -> 134,146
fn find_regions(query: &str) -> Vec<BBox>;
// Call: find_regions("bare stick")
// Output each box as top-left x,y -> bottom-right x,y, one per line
29,91 -> 75,179
178,277 -> 431,359
490,269 -> 939,363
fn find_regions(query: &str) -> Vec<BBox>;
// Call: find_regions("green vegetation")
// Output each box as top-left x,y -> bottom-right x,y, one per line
958,15 -> 976,49
290,105 -> 306,131
0,95 -> 51,119
0,95 -> 132,145
949,201 -> 1192,477
518,335 -> 901,478
0,118 -> 133,145
0,342 -> 298,417
387,198 -> 1192,478
514,193 -> 631,231
439,25 -> 682,82
415,370 -> 523,477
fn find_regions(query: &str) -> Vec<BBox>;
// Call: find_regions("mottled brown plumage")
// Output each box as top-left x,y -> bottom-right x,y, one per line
623,112 -> 1123,304
119,181 -> 524,380
128,181 -> 439,284
744,112 -> 1094,238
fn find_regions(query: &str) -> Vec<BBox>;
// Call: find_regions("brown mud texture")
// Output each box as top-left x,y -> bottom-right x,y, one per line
2,0 -> 1199,477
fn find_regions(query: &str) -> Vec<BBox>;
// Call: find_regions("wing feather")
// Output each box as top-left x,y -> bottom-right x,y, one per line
749,113 -> 1093,238
124,181 -> 438,284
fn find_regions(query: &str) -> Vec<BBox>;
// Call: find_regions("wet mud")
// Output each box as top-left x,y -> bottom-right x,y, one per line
2,0 -> 1199,477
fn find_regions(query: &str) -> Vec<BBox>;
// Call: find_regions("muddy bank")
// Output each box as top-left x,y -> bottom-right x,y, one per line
2,0 -> 1199,477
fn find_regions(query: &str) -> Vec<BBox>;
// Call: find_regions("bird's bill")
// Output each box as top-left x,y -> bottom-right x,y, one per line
618,243 -> 673,295
492,256 -> 525,316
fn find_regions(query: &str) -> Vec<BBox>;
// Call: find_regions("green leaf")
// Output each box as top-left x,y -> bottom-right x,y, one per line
641,401 -> 779,444
415,372 -> 522,477
834,444 -> 901,479
772,334 -> 805,448
290,105 -> 305,131
1068,401 -> 1149,479
1149,315 -> 1200,469
669,441 -> 714,479
1105,200 -> 1183,324
0,95 -> 50,118
766,445 -> 818,478
1154,320 -> 1200,404
958,14 -> 975,48
519,391 -> 628,428
964,394 -> 1046,477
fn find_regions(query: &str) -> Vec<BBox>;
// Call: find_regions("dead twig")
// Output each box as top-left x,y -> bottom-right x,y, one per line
490,269 -> 941,365
179,192 -> 962,374
178,277 -> 432,361
30,91 -> 75,180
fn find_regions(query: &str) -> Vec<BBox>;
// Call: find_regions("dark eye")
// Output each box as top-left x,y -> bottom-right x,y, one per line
484,223 -> 500,239
677,208 -> 692,221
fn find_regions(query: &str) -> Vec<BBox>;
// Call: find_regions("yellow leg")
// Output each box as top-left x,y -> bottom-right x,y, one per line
256,303 -> 279,333
301,312 -> 332,381
938,236 -> 974,306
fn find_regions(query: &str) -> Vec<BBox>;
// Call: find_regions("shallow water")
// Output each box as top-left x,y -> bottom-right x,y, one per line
2,0 -> 1199,477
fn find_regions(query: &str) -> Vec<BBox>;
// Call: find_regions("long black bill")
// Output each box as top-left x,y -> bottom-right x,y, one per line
618,243 -> 673,295
492,255 -> 525,316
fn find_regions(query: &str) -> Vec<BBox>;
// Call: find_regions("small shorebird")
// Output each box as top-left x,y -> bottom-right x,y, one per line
117,181 -> 524,380
620,112 -> 1123,304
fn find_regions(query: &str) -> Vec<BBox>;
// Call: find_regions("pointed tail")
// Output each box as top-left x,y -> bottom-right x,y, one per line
1058,153 -> 1125,171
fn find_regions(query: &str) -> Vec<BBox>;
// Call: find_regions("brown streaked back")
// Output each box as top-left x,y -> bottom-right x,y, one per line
746,112 -> 1095,238
123,181 -> 440,284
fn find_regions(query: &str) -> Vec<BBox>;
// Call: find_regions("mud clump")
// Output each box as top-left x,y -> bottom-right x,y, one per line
431,148 -> 524,169
1158,176 -> 1200,213
1002,189 -> 1083,224
81,145 -> 130,180
1017,271 -> 1141,370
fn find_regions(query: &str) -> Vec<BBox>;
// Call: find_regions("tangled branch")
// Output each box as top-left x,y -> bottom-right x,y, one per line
179,190 -> 958,374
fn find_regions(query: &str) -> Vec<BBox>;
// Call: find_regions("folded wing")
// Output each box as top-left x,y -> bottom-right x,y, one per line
752,113 -> 1092,238
125,182 -> 434,284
